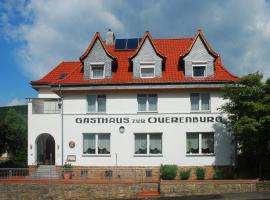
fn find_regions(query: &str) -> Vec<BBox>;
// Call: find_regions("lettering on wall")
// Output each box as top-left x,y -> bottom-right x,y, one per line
75,116 -> 223,124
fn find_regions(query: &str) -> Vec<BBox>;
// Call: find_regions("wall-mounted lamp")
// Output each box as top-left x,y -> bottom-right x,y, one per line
57,145 -> 60,150
119,126 -> 125,134
30,144 -> 32,150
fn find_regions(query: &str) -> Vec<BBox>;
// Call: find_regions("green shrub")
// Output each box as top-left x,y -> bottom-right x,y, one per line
160,164 -> 178,180
179,168 -> 191,180
213,169 -> 225,180
195,167 -> 206,180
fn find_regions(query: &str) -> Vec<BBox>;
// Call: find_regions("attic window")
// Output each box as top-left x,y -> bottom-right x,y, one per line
58,73 -> 67,80
90,63 -> 105,79
140,62 -> 155,78
192,64 -> 206,77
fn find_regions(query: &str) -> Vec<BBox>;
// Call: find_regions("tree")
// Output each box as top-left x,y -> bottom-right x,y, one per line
222,72 -> 270,178
0,109 -> 27,166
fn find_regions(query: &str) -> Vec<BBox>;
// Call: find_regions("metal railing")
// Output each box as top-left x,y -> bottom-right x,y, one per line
0,168 -> 29,179
32,99 -> 60,114
0,167 -> 158,181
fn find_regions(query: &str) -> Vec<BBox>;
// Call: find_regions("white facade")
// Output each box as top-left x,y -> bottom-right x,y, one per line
28,30 -> 236,167
28,89 -> 234,167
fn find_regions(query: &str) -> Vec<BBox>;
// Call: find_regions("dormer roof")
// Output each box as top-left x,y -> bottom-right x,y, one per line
129,31 -> 166,60
182,30 -> 218,59
31,30 -> 238,88
79,32 -> 116,62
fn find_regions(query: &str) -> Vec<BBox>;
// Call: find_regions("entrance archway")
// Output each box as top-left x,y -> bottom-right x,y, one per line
36,133 -> 55,165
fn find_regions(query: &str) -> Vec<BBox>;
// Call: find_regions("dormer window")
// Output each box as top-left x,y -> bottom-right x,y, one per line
192,64 -> 206,78
140,62 -> 155,78
91,63 -> 105,79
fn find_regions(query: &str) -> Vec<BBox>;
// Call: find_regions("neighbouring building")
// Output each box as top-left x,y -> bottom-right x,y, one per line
28,30 -> 238,177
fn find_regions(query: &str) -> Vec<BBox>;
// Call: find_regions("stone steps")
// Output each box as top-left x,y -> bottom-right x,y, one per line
31,165 -> 60,179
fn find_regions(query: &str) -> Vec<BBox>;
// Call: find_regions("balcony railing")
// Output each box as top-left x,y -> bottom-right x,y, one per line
32,99 -> 60,114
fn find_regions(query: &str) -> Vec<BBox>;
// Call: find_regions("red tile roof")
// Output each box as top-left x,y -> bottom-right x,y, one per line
31,31 -> 238,87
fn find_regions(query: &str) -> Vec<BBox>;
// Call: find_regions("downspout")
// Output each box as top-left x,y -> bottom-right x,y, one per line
58,84 -> 64,166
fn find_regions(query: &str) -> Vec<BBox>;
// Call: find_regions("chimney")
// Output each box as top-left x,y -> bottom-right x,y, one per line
106,29 -> 115,46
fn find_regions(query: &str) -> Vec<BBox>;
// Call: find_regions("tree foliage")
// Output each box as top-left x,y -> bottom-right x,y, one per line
0,108 -> 27,166
222,72 -> 270,178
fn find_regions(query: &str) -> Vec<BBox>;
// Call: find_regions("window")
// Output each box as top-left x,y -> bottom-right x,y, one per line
83,133 -> 110,155
186,132 -> 214,155
87,95 -> 106,113
140,62 -> 155,78
193,65 -> 206,77
134,133 -> 162,155
190,93 -> 210,112
137,94 -> 157,112
91,64 -> 105,79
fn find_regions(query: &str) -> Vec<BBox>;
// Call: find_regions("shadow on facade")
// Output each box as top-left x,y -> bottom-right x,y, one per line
212,118 -> 235,176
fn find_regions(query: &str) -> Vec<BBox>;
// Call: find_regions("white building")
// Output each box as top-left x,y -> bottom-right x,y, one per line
28,30 -> 238,170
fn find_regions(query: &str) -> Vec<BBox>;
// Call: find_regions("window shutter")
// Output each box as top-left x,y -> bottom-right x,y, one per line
84,65 -> 91,80
87,95 -> 96,112
201,94 -> 210,111
185,61 -> 193,77
137,94 -> 147,111
190,93 -> 200,111
97,95 -> 106,112
148,94 -> 157,111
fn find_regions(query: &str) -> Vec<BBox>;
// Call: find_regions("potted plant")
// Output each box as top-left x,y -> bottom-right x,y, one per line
63,162 -> 73,179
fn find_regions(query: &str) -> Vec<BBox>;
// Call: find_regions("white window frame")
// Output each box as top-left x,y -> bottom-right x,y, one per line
186,132 -> 214,156
192,62 -> 207,78
87,94 -> 106,113
137,94 -> 158,113
140,62 -> 155,78
133,133 -> 163,157
190,93 -> 211,112
90,62 -> 105,79
82,133 -> 111,157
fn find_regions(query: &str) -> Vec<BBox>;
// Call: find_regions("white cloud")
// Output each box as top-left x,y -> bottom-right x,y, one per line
1,0 -> 270,79
1,0 -> 124,78
6,98 -> 26,106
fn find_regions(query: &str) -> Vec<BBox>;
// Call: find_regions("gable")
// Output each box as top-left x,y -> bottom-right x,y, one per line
184,36 -> 215,62
83,39 -> 113,79
132,37 -> 163,78
183,36 -> 215,77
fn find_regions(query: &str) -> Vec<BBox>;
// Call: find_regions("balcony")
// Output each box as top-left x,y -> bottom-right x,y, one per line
32,99 -> 60,114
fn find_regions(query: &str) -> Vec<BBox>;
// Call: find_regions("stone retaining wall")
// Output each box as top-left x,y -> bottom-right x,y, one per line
0,181 -> 158,200
0,179 -> 269,199
160,180 -> 259,197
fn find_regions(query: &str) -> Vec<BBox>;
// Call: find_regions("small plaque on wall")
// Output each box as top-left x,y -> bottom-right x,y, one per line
67,155 -> 76,162
69,141 -> 75,148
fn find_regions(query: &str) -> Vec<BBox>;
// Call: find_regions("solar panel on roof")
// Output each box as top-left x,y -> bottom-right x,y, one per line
115,39 -> 127,49
115,38 -> 142,50
127,38 -> 139,49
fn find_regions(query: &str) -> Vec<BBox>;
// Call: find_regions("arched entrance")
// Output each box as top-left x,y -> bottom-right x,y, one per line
36,133 -> 55,165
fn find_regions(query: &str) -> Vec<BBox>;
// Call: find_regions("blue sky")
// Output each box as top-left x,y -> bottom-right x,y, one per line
1,0 -> 270,106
